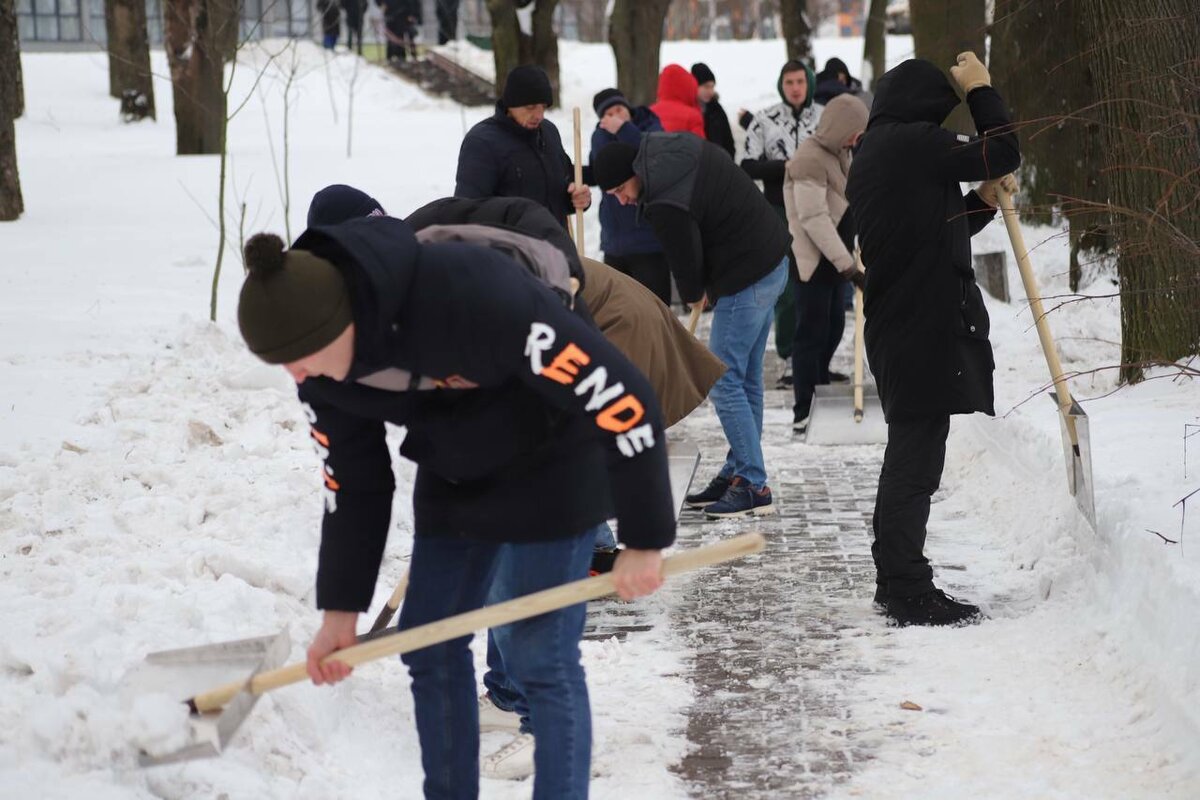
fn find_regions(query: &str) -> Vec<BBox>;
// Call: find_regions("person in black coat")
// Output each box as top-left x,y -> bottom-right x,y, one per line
846,52 -> 1020,627
316,0 -> 341,49
593,132 -> 791,520
339,0 -> 365,53
454,65 -> 591,229
378,0 -> 421,63
690,62 -> 735,159
235,214 -> 674,797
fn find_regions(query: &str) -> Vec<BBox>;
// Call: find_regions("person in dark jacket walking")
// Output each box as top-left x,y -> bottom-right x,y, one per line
317,0 -> 341,49
593,133 -> 791,519
691,62 -> 735,158
378,0 -> 421,63
588,88 -> 672,305
236,213 -> 674,798
455,65 -> 591,230
846,53 -> 1020,627
339,0 -> 365,53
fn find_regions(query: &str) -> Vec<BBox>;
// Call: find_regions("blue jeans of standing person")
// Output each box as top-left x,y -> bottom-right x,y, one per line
401,525 -> 598,800
708,258 -> 789,489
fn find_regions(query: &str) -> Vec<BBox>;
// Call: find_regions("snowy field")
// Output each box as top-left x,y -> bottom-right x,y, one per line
1,36 -> 1198,799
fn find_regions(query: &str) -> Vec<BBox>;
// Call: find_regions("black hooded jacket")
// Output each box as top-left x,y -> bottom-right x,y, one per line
846,59 -> 1020,422
289,217 -> 674,611
454,104 -> 580,229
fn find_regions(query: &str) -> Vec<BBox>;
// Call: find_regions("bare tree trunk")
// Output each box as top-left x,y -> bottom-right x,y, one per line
486,0 -> 560,101
862,0 -> 887,89
990,0 -> 1107,291
608,0 -> 671,107
1,0 -> 21,119
0,0 -> 21,220
779,0 -> 813,65
908,0 -> 985,134
105,0 -> 157,119
564,0 -> 605,42
164,0 -> 233,154
666,0 -> 707,40
1079,0 -> 1200,382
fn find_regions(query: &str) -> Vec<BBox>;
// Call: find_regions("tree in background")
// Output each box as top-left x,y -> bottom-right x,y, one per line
485,0 -> 562,102
608,0 -> 672,107
779,0 -> 814,64
908,0 -> 985,134
861,0 -> 886,89
562,0 -> 606,42
105,0 -> 157,120
165,0 -> 238,154
1,0 -> 20,119
1077,0 -> 1199,382
990,0 -> 1106,291
0,0 -> 21,220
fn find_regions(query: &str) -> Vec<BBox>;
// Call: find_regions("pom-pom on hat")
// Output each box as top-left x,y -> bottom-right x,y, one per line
237,233 -> 354,365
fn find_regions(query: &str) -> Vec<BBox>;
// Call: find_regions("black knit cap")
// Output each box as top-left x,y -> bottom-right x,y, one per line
592,142 -> 639,191
691,62 -> 716,86
501,64 -> 554,108
592,87 -> 631,117
307,184 -> 385,227
237,233 -> 354,365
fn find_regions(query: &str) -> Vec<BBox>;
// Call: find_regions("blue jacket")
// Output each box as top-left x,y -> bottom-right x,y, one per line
455,105 -> 578,229
590,106 -> 664,256
291,216 -> 675,611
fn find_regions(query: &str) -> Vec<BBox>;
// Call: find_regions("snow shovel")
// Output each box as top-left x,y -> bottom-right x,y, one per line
667,438 -> 702,520
572,107 -> 585,255
997,184 -> 1097,530
365,569 -> 410,635
137,532 -> 766,766
805,254 -> 888,445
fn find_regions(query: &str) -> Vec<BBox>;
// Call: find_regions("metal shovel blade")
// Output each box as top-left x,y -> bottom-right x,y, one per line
667,439 -> 702,521
1050,392 -> 1097,530
805,384 -> 889,445
136,630 -> 291,767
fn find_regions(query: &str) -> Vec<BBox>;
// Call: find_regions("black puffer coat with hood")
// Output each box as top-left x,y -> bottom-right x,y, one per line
846,59 -> 1020,422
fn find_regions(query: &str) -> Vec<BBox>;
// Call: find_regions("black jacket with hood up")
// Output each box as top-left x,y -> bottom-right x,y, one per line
846,59 -> 1021,422
290,216 -> 674,611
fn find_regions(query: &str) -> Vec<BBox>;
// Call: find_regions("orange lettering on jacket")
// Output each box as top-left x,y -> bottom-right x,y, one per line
595,394 -> 645,432
541,343 -> 590,385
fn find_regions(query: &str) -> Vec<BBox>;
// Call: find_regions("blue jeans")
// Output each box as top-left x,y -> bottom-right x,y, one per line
401,526 -> 598,800
708,259 -> 789,489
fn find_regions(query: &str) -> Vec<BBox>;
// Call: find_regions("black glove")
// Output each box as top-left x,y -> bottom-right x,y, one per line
845,269 -> 867,291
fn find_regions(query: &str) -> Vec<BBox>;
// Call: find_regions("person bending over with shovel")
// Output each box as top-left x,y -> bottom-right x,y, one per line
845,53 -> 1020,627
236,211 -> 675,799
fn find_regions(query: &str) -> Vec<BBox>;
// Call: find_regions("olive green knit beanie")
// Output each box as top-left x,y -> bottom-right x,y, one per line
237,233 -> 353,364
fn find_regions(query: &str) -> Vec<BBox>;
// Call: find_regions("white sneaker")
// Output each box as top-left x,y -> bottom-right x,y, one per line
478,693 -> 521,733
481,732 -> 535,780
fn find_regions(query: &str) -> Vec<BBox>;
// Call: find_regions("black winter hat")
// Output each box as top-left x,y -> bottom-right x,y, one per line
501,65 -> 554,109
237,233 -> 354,365
690,62 -> 716,86
307,184 -> 386,228
592,142 -> 639,191
592,87 -> 631,117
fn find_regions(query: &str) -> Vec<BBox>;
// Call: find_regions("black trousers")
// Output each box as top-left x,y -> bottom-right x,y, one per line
871,415 -> 950,598
436,0 -> 459,44
603,251 -> 673,307
385,18 -> 417,61
791,270 -> 846,419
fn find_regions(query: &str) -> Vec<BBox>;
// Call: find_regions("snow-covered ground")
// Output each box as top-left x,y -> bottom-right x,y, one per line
1,37 -> 1197,799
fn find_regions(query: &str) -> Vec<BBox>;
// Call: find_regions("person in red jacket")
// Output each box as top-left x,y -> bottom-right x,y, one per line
650,64 -> 707,139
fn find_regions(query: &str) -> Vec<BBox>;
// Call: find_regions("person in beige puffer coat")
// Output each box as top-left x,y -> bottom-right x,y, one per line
781,93 -> 869,431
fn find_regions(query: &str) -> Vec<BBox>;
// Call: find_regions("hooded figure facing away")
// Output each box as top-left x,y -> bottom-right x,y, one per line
650,64 -> 707,139
846,54 -> 1020,627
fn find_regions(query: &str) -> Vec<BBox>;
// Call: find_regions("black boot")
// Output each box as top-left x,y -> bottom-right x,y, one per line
886,588 -> 982,627
685,475 -> 731,508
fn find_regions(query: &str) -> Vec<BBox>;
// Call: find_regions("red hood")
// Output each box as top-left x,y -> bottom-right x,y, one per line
656,64 -> 699,107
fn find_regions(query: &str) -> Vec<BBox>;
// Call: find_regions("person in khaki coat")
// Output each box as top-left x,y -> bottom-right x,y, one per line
579,256 -> 725,428
782,93 -> 869,431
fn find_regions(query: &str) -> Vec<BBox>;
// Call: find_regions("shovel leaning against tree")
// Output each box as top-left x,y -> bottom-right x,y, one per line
997,179 -> 1097,530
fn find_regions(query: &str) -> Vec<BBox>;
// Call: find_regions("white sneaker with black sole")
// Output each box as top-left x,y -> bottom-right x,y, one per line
478,693 -> 521,733
481,732 -> 535,780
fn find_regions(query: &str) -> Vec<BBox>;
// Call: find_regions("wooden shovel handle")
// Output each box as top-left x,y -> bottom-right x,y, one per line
366,569 -> 410,635
573,107 -> 585,256
853,250 -> 866,421
997,185 -> 1079,440
687,304 -> 703,336
188,532 -> 766,713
